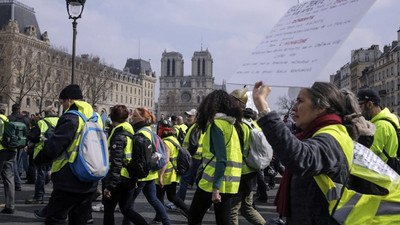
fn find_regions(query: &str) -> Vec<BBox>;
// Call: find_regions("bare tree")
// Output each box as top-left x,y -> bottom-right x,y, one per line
76,56 -> 112,107
276,95 -> 296,116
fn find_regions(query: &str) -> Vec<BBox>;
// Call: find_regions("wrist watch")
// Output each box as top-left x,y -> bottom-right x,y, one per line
258,107 -> 271,118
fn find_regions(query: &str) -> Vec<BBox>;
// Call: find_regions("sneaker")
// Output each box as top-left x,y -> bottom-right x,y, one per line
34,210 -> 46,221
165,203 -> 178,212
92,203 -> 104,212
149,219 -> 162,225
25,199 -> 44,204
1,208 -> 14,214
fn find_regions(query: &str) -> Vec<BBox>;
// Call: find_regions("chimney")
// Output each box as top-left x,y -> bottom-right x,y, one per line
398,27 -> 400,42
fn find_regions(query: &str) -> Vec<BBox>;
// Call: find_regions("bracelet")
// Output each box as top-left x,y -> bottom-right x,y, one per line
258,108 -> 271,118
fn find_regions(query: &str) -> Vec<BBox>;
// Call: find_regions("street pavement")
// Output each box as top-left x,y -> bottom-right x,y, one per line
1,178 -> 280,224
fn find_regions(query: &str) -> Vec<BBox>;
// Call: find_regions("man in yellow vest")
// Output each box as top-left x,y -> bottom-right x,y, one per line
230,87 -> 266,225
0,104 -> 16,214
25,106 -> 58,205
34,84 -> 99,224
357,88 -> 400,162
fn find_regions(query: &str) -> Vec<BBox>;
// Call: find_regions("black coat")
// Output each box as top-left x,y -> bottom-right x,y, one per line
35,104 -> 97,193
103,126 -> 132,191
257,112 -> 348,225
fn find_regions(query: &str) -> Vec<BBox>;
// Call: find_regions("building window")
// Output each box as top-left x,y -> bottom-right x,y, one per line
172,59 -> 176,76
202,59 -> 205,75
26,98 -> 30,108
116,84 -> 118,91
167,59 -> 170,76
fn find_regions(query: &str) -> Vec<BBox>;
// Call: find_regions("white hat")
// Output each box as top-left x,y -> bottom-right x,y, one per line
185,109 -> 197,116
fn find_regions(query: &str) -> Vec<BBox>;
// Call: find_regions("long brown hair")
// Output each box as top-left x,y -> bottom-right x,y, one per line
135,107 -> 156,124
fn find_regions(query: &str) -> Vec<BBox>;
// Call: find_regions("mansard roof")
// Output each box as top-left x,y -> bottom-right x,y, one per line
0,0 -> 42,40
124,58 -> 152,75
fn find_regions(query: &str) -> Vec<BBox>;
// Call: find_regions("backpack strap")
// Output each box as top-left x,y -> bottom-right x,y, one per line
379,118 -> 399,158
42,119 -> 54,129
164,138 -> 180,172
66,110 -> 89,122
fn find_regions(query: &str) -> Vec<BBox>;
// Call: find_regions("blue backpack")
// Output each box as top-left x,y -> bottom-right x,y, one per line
65,110 -> 109,182
140,127 -> 167,171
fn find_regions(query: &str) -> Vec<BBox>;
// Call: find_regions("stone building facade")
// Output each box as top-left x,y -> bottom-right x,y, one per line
158,49 -> 225,118
0,0 -> 156,116
331,28 -> 400,115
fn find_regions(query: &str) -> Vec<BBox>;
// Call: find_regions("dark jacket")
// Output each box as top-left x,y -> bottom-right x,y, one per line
103,126 -> 132,191
187,124 -> 201,156
257,112 -> 348,225
35,104 -> 97,193
8,112 -> 30,137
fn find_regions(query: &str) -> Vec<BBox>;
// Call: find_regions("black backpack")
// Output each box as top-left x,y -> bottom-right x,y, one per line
124,132 -> 152,179
164,138 -> 192,175
176,127 -> 186,145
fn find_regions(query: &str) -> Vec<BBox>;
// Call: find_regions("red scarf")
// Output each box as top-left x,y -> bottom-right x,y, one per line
274,114 -> 342,217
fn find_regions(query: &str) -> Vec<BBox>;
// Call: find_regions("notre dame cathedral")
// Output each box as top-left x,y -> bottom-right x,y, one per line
158,49 -> 225,117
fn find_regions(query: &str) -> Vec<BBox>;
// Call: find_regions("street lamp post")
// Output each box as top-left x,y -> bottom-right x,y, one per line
66,0 -> 86,84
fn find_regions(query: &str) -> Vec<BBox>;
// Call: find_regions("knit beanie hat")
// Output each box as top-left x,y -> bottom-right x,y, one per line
59,84 -> 83,100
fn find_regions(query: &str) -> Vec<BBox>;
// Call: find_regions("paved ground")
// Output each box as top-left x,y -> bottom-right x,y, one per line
0,177 -> 280,225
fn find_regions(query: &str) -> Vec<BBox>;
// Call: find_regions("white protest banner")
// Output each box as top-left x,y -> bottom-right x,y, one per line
229,0 -> 376,88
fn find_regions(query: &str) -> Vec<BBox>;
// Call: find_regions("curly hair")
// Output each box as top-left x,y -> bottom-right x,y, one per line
197,90 -> 242,132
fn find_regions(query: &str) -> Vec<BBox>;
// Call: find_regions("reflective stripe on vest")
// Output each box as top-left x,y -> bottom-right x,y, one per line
199,118 -> 242,194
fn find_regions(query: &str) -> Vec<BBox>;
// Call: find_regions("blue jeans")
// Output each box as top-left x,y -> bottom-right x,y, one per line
177,158 -> 202,201
34,163 -> 50,201
13,148 -> 24,188
122,180 -> 170,225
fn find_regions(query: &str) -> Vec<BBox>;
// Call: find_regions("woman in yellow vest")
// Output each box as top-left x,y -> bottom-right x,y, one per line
155,119 -> 189,220
122,108 -> 171,225
253,81 -> 355,224
188,90 -> 243,225
103,105 -> 147,225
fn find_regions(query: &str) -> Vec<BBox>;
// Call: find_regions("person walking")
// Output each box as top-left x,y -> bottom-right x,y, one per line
122,108 -> 171,225
155,119 -> 190,221
34,84 -> 103,224
8,103 -> 30,191
188,90 -> 243,225
103,105 -> 148,225
25,106 -> 58,205
229,89 -> 266,225
175,109 -> 203,203
0,104 -> 16,214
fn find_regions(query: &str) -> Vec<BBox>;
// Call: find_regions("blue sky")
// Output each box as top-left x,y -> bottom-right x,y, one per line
18,0 -> 400,110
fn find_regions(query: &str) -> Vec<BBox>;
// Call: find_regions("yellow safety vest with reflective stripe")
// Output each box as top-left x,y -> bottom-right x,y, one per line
137,125 -> 159,182
240,119 -> 256,175
157,136 -> 180,185
108,122 -> 134,179
182,124 -> 204,160
0,114 -> 9,151
313,124 -> 400,224
33,116 -> 59,159
199,118 -> 242,194
51,101 -> 103,173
